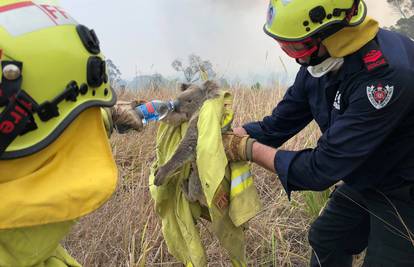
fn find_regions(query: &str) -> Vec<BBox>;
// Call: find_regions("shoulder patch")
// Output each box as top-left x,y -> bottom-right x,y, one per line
214,184 -> 229,212
363,49 -> 387,72
366,83 -> 394,109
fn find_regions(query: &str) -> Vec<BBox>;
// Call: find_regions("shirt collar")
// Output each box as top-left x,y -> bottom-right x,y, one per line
336,51 -> 365,81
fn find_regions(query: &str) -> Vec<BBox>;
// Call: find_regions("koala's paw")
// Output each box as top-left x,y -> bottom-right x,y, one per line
154,167 -> 168,186
181,179 -> 197,202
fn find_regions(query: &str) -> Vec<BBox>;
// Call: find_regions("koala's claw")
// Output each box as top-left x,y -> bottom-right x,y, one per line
181,179 -> 196,202
154,168 -> 167,186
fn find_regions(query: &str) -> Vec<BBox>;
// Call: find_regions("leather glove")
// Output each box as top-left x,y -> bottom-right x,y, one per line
222,132 -> 256,162
111,100 -> 146,133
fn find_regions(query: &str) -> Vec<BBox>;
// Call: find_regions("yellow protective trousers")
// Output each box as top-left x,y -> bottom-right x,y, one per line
0,221 -> 80,267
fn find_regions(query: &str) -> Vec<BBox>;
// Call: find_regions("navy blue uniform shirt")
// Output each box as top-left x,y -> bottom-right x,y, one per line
244,29 -> 414,198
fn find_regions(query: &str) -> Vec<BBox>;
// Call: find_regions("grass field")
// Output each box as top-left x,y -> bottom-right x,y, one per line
63,85 -> 360,266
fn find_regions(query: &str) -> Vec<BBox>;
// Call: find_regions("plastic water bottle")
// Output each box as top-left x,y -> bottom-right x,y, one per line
135,100 -> 178,125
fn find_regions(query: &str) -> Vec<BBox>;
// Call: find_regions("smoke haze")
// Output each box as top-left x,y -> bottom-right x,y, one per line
60,0 -> 401,84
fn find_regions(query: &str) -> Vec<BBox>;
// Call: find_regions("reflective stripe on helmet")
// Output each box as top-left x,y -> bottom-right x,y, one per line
0,1 -> 76,36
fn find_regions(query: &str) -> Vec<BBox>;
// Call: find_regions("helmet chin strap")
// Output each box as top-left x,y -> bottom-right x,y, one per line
296,44 -> 330,67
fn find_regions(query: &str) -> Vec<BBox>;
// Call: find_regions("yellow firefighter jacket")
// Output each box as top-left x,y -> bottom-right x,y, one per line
149,91 -> 262,267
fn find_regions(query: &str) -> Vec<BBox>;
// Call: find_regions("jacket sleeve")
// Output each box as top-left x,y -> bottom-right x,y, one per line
243,69 -> 313,148
275,75 -> 413,197
101,107 -> 113,137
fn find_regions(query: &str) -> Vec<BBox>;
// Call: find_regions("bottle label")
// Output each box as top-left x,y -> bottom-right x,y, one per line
138,102 -> 160,122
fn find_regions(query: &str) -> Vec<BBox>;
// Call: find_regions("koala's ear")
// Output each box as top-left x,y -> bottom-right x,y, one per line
180,83 -> 191,91
202,80 -> 219,92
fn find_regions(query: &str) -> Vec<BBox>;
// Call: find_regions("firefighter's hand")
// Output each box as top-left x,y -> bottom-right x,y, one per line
222,131 -> 256,162
111,100 -> 145,133
233,127 -> 248,135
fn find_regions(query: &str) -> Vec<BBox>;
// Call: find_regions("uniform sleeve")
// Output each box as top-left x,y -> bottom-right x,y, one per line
243,69 -> 313,148
101,107 -> 113,137
276,77 -> 413,197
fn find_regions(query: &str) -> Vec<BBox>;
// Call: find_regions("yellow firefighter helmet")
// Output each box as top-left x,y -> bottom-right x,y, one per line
0,0 -> 116,159
264,0 -> 367,41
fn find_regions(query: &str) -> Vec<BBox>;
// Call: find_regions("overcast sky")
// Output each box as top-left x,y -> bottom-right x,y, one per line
59,0 -> 401,84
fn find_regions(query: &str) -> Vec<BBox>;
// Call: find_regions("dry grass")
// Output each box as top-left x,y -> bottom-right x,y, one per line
63,85 -> 336,266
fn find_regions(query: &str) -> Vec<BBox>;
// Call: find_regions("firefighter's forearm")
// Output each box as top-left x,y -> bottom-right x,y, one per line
251,142 -> 277,173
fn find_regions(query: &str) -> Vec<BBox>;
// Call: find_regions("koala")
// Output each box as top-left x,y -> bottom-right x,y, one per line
153,80 -> 220,205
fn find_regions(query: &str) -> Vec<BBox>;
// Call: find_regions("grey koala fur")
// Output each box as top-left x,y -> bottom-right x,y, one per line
153,80 -> 220,205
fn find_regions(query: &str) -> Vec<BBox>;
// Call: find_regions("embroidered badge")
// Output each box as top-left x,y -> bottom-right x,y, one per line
333,91 -> 341,110
214,186 -> 229,211
363,50 -> 387,71
366,84 -> 394,109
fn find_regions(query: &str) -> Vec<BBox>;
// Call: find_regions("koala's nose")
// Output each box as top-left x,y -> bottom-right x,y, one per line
172,100 -> 180,111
